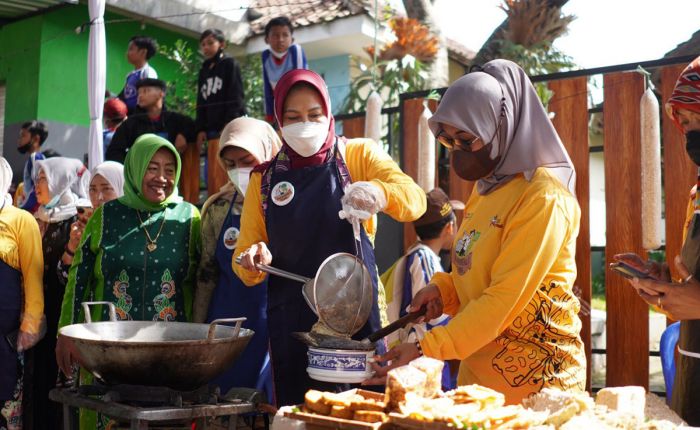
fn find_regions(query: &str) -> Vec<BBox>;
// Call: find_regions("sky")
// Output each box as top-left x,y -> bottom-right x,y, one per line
431,0 -> 699,69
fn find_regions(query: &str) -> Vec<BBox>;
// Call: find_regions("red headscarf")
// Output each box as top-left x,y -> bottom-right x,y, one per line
665,56 -> 700,131
273,69 -> 336,168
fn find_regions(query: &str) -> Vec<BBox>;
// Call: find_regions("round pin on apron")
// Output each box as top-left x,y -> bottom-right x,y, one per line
222,227 -> 239,250
271,181 -> 295,206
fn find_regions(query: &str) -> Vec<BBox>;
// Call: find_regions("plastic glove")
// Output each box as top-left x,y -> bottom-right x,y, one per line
339,182 -> 386,239
17,314 -> 46,352
341,182 -> 386,216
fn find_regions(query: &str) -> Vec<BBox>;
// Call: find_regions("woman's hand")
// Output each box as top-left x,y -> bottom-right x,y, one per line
634,256 -> 700,321
409,284 -> 443,321
238,242 -> 272,274
55,335 -> 81,377
613,253 -> 670,282
362,342 -> 422,386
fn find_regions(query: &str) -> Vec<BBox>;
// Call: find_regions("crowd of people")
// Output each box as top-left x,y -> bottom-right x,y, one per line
1,12 -> 700,430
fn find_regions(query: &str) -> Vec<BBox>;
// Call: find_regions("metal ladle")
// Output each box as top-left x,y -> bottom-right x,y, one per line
234,253 -> 373,337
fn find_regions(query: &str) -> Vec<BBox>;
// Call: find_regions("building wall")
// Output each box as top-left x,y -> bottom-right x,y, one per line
309,54 -> 350,115
0,4 -> 198,180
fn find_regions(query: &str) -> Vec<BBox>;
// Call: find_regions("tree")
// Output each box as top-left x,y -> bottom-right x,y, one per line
402,0 -> 449,87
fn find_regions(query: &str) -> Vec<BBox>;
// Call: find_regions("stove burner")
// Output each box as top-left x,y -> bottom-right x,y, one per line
49,385 -> 264,429
77,383 -> 221,407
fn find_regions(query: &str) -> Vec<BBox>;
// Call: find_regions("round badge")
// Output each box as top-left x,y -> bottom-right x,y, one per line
271,181 -> 295,206
223,227 -> 240,250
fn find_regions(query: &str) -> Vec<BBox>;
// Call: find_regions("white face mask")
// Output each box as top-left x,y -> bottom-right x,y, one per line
227,166 -> 254,196
270,49 -> 288,59
281,120 -> 329,157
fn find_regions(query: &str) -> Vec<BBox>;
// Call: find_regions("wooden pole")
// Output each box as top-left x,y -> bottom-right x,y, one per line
548,77 -> 592,391
603,71 -> 649,388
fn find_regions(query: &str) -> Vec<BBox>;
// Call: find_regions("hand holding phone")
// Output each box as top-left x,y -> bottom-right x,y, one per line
609,261 -> 657,280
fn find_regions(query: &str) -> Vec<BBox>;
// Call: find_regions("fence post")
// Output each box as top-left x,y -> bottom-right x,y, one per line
548,77 -> 592,392
603,71 -> 649,389
401,98 -> 426,250
342,116 -> 366,138
661,64 -> 696,281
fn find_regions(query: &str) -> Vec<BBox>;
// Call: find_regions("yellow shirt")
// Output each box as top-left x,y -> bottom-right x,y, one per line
420,168 -> 585,404
233,138 -> 427,286
0,205 -> 44,334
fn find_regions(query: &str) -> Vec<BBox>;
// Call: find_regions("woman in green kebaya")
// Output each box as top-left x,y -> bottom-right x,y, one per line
55,134 -> 201,429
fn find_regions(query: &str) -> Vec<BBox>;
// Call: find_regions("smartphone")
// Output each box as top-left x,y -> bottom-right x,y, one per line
609,261 -> 655,280
5,330 -> 18,352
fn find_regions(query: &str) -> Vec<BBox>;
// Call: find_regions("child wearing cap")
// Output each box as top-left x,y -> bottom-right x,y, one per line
380,187 -> 461,389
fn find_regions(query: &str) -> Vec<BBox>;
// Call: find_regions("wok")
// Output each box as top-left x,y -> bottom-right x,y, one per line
58,302 -> 253,390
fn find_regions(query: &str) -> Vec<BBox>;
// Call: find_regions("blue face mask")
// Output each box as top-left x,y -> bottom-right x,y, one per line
44,194 -> 61,209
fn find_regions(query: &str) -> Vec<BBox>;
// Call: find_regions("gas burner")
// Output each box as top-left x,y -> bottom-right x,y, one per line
77,383 -> 221,407
49,386 -> 264,429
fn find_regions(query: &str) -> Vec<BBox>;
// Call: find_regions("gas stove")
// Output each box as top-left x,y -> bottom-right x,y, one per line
49,384 -> 265,429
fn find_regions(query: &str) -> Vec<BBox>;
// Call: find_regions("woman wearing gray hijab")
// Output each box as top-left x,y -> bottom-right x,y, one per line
367,60 -> 585,404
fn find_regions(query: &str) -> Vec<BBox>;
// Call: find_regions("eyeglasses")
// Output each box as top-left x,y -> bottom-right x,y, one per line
436,130 -> 480,150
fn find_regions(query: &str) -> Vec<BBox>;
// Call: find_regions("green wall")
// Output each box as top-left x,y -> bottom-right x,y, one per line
0,15 -> 42,124
0,4 -> 199,127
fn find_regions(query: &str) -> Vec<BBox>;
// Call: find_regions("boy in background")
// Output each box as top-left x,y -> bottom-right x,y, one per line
380,188 -> 462,389
118,35 -> 158,114
195,28 -> 246,195
261,16 -> 307,124
16,121 -> 48,213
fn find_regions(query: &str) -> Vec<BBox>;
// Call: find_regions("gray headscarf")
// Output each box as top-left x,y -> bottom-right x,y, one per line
428,59 -> 575,195
33,157 -> 91,222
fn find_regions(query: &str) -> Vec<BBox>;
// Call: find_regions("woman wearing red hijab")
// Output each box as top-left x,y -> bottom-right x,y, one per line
234,70 -> 426,406
615,56 -> 700,424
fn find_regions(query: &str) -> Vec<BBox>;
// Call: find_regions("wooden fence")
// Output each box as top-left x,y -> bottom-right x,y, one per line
335,56 -> 698,391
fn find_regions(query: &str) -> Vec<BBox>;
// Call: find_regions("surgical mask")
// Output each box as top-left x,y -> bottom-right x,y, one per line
451,143 -> 502,181
227,166 -> 253,196
270,49 -> 287,59
686,130 -> 700,166
281,121 -> 329,157
17,143 -> 30,154
44,194 -> 61,209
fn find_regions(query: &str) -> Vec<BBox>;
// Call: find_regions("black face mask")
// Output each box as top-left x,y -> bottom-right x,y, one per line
451,142 -> 501,181
17,143 -> 30,154
686,130 -> 700,166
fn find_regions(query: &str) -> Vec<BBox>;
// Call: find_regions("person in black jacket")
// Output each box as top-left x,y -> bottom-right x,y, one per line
106,78 -> 195,163
195,28 -> 246,195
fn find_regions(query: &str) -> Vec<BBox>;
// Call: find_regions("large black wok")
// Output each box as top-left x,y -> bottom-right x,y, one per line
58,302 -> 253,390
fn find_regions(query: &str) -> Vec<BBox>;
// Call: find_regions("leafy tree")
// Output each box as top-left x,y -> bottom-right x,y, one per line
159,39 -> 199,118
239,53 -> 264,120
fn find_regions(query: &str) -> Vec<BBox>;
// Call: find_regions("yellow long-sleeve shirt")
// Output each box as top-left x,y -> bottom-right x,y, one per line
0,205 -> 44,334
420,168 -> 585,404
233,138 -> 427,286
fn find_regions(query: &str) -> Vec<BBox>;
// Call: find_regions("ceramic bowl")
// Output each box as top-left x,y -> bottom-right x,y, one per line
306,347 -> 374,384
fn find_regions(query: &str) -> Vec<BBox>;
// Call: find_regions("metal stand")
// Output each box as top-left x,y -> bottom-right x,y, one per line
50,387 -> 256,429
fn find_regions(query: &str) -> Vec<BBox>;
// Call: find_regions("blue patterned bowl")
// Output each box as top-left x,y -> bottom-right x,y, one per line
307,347 -> 374,383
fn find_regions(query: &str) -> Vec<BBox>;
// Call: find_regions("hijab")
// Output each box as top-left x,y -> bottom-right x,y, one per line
273,69 -> 335,168
0,157 -> 12,208
202,118 -> 282,215
118,133 -> 182,212
429,59 -> 575,195
33,157 -> 90,222
665,55 -> 700,130
92,161 -> 125,198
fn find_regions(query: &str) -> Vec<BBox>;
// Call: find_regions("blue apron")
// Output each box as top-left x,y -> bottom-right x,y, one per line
207,194 -> 272,399
263,142 -> 384,407
0,259 -> 22,400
